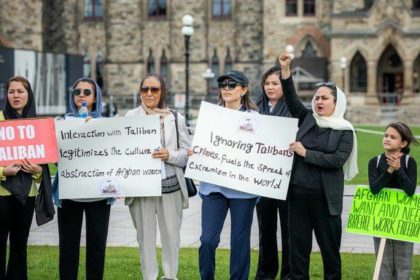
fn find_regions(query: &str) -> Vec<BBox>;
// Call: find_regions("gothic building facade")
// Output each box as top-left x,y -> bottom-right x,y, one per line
1,0 -> 420,122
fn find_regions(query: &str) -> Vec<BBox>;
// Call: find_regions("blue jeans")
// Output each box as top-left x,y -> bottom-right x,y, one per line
199,193 -> 257,280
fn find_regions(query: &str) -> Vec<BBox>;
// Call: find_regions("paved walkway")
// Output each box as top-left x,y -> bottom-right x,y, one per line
28,186 -> 420,254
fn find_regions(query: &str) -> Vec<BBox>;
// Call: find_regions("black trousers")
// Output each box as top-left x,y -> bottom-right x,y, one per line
58,199 -> 111,280
255,197 -> 291,280
0,196 -> 35,280
288,186 -> 341,280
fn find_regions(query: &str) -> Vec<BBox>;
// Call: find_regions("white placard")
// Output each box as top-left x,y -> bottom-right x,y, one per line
56,116 -> 162,199
185,102 -> 299,200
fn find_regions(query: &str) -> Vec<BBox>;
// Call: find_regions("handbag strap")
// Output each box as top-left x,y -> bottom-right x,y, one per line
170,110 -> 180,149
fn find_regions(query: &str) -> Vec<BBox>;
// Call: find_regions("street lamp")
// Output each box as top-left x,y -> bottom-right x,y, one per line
340,56 -> 347,90
202,68 -> 215,102
182,15 -> 194,125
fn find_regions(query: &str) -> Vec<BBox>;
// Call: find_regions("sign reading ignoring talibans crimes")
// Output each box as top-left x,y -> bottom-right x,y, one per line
0,118 -> 58,165
347,186 -> 420,243
55,116 -> 162,199
185,102 -> 299,200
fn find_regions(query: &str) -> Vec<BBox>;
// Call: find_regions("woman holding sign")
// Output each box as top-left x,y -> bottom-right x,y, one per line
254,65 -> 291,280
278,53 -> 358,279
0,76 -> 54,279
369,122 -> 418,279
52,77 -> 112,280
198,70 -> 259,280
125,73 -> 190,280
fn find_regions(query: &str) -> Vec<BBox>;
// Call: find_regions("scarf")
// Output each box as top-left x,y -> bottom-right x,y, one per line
311,86 -> 358,181
256,92 -> 290,117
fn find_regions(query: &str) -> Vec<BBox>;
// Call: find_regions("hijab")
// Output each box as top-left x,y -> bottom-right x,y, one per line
67,77 -> 103,118
311,86 -> 358,180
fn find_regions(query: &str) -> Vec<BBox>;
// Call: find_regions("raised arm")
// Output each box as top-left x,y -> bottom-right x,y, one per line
278,53 -> 308,123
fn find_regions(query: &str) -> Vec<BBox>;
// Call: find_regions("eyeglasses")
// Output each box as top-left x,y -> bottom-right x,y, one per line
218,80 -> 239,90
72,88 -> 92,97
140,86 -> 160,94
315,81 -> 336,92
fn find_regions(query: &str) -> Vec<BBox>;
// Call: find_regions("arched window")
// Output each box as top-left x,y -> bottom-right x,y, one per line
350,52 -> 367,92
160,49 -> 169,84
148,0 -> 167,18
212,0 -> 231,18
210,48 -> 219,93
364,0 -> 374,10
224,47 -> 233,73
413,53 -> 420,93
147,48 -> 155,73
301,41 -> 317,58
83,52 -> 91,77
84,0 -> 103,19
96,51 -> 104,89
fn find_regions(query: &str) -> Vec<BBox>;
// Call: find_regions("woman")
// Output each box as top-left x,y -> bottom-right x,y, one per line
0,76 -> 54,280
278,53 -> 358,279
52,77 -> 112,280
198,70 -> 258,280
369,122 -> 417,279
125,73 -> 190,280
254,65 -> 291,280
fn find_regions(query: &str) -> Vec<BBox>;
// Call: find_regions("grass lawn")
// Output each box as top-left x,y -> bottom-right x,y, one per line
349,125 -> 420,185
26,246 -> 420,279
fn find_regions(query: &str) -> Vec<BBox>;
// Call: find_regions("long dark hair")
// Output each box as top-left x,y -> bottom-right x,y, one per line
386,122 -> 419,154
139,73 -> 167,109
4,76 -> 36,119
260,65 -> 281,91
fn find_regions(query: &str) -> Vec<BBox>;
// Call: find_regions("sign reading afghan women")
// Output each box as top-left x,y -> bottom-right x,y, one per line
185,102 -> 299,200
55,116 -> 162,199
0,118 -> 58,165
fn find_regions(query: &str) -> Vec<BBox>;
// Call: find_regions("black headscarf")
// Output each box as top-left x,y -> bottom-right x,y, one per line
256,65 -> 291,117
2,77 -> 55,225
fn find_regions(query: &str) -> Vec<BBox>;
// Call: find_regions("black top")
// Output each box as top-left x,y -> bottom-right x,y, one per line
368,154 -> 417,196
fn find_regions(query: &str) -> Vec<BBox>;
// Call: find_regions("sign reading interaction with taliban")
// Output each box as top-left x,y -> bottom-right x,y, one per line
55,116 -> 162,199
0,118 -> 58,165
347,186 -> 420,243
185,101 -> 298,200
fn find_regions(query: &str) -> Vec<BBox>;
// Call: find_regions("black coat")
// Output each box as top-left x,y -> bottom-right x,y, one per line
281,77 -> 353,215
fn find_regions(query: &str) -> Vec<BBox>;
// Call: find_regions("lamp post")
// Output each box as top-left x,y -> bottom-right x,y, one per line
182,15 -> 194,126
202,68 -> 215,102
340,56 -> 347,91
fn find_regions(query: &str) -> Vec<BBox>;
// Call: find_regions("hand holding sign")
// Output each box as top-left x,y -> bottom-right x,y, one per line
3,164 -> 22,176
20,158 -> 42,174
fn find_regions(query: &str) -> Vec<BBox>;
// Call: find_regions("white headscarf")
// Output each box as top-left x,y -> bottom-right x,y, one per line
311,86 -> 358,180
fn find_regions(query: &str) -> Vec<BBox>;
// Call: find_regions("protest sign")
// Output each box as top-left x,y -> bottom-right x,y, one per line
56,116 -> 162,199
185,101 -> 298,200
0,118 -> 58,165
347,185 -> 420,243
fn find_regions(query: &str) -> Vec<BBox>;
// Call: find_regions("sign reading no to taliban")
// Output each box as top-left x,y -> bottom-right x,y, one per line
0,118 -> 58,165
347,186 -> 420,243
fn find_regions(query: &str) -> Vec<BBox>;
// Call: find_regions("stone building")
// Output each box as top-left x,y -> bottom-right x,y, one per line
0,0 -> 420,122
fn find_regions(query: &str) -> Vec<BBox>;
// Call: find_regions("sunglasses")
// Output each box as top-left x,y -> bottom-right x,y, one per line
72,88 -> 93,97
140,86 -> 160,94
315,81 -> 337,91
218,80 -> 240,90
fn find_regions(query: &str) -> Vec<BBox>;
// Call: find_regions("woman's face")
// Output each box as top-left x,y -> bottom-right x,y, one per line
383,126 -> 407,153
313,87 -> 336,117
264,73 -> 283,104
140,77 -> 161,109
73,81 -> 96,111
220,79 -> 247,105
7,81 -> 29,115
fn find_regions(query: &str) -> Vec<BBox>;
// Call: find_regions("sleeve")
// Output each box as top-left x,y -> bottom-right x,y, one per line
32,169 -> 43,184
368,156 -> 393,194
167,112 -> 191,168
280,76 -> 308,124
396,157 -> 417,196
304,130 -> 353,169
0,167 -> 6,181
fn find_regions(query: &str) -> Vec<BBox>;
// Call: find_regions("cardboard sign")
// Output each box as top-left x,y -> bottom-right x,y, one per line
185,102 -> 298,200
347,186 -> 420,243
55,116 -> 162,199
0,118 -> 58,165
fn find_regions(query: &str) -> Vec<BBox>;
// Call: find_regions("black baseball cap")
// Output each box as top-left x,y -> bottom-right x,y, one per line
216,70 -> 249,86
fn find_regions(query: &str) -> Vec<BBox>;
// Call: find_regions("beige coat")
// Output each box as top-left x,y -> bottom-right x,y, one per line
124,106 -> 190,209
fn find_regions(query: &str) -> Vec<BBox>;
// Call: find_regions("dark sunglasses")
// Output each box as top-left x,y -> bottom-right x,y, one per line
315,81 -> 336,91
72,88 -> 92,97
140,86 -> 160,94
218,80 -> 240,90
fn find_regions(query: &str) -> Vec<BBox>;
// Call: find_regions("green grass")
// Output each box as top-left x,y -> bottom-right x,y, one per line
349,125 -> 420,185
25,246 -> 420,279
